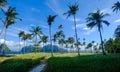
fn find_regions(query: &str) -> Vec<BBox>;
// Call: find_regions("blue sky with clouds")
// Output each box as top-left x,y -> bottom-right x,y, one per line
0,0 -> 120,51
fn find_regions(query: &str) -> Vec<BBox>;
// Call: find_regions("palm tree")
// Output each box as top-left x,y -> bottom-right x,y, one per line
91,41 -> 95,53
0,0 -> 7,35
87,43 -> 92,53
30,26 -> 42,54
58,38 -> 65,54
2,7 -> 20,55
22,33 -> 31,54
68,37 -> 75,49
0,0 -> 7,7
18,31 -> 24,53
115,25 -> 120,37
83,38 -> 86,52
64,3 -> 80,56
41,35 -> 48,52
47,15 -> 57,57
112,1 -> 120,12
86,10 -> 110,55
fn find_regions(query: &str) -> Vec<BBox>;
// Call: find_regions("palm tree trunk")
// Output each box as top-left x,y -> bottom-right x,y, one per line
49,25 -> 53,57
19,37 -> 21,54
99,29 -> 106,55
0,26 -> 4,36
2,28 -> 7,55
73,15 -> 80,56
35,35 -> 37,54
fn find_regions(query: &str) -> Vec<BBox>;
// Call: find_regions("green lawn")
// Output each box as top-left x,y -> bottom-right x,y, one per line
0,53 -> 50,72
45,53 -> 120,72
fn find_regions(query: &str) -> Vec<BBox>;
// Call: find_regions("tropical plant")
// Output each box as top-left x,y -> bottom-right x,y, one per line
86,10 -> 110,55
68,37 -> 75,49
18,31 -> 24,53
112,1 -> 120,12
30,26 -> 42,53
86,43 -> 92,53
82,38 -> 86,52
47,15 -> 57,57
114,25 -> 120,37
64,3 -> 80,56
58,38 -> 65,54
2,7 -> 21,55
41,35 -> 48,52
22,33 -> 31,54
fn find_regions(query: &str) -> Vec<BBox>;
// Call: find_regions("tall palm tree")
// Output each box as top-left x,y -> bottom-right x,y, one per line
64,3 -> 80,56
2,7 -> 20,55
86,10 -> 110,55
91,41 -> 95,53
30,26 -> 42,54
41,35 -> 48,52
18,31 -> 24,53
0,0 -> 7,35
47,15 -> 57,57
112,1 -> 120,12
22,33 -> 31,54
83,38 -> 86,52
58,38 -> 65,54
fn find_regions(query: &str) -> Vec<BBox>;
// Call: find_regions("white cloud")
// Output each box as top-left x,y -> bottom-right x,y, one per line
46,0 -> 65,19
31,7 -> 40,12
0,39 -> 24,51
84,28 -> 96,35
114,19 -> 120,23
101,8 -> 112,14
69,18 -> 81,22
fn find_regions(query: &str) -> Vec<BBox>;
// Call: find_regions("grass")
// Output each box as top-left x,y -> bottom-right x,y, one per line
45,53 -> 120,72
0,53 -> 50,72
0,53 -> 120,72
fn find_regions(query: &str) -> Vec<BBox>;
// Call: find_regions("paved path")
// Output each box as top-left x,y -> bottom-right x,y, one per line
29,59 -> 47,72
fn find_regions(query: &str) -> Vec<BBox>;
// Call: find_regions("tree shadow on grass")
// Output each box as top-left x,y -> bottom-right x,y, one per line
0,56 -> 45,72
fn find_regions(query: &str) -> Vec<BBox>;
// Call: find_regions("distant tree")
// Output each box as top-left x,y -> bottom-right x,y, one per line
87,43 -> 92,53
86,10 -> 110,55
41,35 -> 48,52
58,38 -> 65,54
47,15 -> 57,57
22,33 -> 31,54
30,26 -> 42,54
18,31 -> 24,53
115,25 -> 120,37
2,7 -> 21,55
68,37 -> 75,49
83,38 -> 86,52
64,3 -> 80,56
112,1 -> 120,12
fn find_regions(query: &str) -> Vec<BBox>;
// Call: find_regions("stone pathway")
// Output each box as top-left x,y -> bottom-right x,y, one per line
29,59 -> 47,72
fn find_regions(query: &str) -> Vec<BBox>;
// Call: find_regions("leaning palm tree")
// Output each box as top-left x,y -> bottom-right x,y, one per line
18,31 -> 24,53
47,15 -> 57,57
86,10 -> 110,55
0,0 -> 7,35
30,26 -> 42,54
2,7 -> 21,55
64,3 -> 80,56
112,1 -> 120,12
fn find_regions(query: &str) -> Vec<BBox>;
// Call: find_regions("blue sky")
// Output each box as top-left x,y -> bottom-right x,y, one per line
0,0 -> 120,51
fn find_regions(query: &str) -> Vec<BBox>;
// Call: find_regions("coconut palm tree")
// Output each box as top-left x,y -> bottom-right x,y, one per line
0,0 -> 7,35
86,10 -> 110,55
47,15 -> 57,57
22,33 -> 31,54
86,43 -> 92,53
18,31 -> 24,53
58,38 -> 65,54
64,3 -> 80,56
115,25 -> 120,37
68,37 -> 75,49
112,1 -> 120,12
2,7 -> 21,55
41,35 -> 48,52
30,26 -> 42,54
0,0 -> 7,7
83,38 -> 86,52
